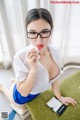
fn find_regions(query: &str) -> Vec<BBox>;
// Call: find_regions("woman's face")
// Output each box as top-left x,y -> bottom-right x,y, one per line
27,19 -> 52,50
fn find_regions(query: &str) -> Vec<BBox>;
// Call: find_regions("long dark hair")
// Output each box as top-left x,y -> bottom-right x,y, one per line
25,8 -> 53,31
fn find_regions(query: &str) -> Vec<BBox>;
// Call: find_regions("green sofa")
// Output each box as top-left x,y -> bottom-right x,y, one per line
26,71 -> 80,120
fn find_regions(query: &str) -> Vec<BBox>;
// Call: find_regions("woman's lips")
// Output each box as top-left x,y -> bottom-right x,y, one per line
36,44 -> 43,49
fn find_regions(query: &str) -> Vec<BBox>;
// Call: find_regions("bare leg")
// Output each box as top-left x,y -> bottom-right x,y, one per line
0,78 -> 16,101
0,79 -> 28,115
0,83 -> 12,101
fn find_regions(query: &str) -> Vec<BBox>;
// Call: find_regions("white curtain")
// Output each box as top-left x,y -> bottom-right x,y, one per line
49,0 -> 80,69
0,0 -> 80,70
0,0 -> 40,68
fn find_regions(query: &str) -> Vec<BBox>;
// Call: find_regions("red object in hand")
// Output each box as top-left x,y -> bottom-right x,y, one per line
36,44 -> 43,49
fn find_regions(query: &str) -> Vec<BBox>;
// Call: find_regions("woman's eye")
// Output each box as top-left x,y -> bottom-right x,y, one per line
29,32 -> 36,35
41,31 -> 49,34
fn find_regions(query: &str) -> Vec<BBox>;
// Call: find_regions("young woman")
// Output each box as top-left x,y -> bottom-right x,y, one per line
0,8 -> 77,114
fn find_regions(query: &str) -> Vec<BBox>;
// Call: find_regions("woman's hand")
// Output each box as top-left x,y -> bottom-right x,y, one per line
59,96 -> 77,106
25,48 -> 38,71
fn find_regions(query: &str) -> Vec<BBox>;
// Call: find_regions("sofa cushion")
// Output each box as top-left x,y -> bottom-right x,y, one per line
26,71 -> 80,120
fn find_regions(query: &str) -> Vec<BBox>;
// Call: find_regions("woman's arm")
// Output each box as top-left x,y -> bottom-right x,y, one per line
17,69 -> 37,97
16,48 -> 38,97
51,80 -> 61,100
52,80 -> 77,106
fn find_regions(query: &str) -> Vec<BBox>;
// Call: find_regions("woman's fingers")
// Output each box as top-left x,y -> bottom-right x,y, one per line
26,49 -> 38,59
64,102 -> 69,106
27,48 -> 37,55
28,53 -> 38,59
71,99 -> 77,106
30,56 -> 37,62
61,97 -> 77,106
66,98 -> 77,106
74,100 -> 77,105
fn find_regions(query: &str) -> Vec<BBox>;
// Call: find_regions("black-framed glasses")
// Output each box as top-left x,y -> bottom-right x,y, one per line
27,29 -> 51,39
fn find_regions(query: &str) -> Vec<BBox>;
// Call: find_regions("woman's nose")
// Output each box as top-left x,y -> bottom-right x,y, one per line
36,34 -> 43,42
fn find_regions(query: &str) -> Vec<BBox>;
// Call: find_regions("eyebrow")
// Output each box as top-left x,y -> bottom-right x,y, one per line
29,28 -> 50,32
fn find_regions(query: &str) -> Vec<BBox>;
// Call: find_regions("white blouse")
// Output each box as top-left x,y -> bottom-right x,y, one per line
13,44 -> 61,94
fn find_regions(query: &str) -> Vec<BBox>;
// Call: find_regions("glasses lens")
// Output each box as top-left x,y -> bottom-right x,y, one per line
27,32 -> 37,39
27,30 -> 51,39
40,30 -> 51,38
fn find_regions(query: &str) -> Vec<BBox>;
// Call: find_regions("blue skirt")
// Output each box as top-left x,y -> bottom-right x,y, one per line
13,84 -> 40,104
